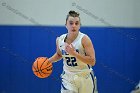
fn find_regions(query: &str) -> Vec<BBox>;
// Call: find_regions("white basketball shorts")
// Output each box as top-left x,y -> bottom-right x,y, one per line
61,71 -> 98,93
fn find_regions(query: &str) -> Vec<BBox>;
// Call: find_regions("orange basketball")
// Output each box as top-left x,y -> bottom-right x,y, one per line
32,57 -> 52,78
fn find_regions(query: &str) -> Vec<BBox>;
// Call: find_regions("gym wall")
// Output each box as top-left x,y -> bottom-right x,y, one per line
0,0 -> 140,93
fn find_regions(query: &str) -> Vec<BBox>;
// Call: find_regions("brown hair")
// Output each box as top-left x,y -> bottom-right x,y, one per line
66,10 -> 80,22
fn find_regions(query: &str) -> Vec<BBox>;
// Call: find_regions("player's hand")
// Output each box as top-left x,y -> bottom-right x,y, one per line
65,43 -> 76,56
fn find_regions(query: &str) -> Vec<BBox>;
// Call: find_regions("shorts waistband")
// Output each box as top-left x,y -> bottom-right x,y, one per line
61,70 -> 94,79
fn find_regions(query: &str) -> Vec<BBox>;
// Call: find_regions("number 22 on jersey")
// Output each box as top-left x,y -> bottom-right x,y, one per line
65,57 -> 78,67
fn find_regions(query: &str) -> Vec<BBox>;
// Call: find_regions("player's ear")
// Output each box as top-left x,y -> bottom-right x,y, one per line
65,20 -> 67,25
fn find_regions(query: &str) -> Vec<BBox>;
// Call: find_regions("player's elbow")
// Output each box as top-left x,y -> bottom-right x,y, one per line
90,58 -> 96,66
56,52 -> 62,58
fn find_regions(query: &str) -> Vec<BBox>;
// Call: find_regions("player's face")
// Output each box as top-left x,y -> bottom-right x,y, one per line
66,16 -> 80,34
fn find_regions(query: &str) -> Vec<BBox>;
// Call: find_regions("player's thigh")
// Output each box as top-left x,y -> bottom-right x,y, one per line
61,77 -> 78,93
79,75 -> 94,93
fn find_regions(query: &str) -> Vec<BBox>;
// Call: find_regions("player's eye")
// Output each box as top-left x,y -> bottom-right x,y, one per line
75,22 -> 79,25
69,22 -> 73,25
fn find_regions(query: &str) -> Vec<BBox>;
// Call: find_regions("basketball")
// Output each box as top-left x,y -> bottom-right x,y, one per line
32,57 -> 53,78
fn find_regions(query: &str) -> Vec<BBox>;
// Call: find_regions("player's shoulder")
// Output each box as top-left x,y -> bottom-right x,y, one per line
80,32 -> 92,44
58,33 -> 67,40
60,33 -> 67,38
79,31 -> 85,36
79,31 -> 88,40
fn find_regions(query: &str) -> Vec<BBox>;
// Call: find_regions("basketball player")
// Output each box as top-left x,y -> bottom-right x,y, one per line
48,10 -> 98,93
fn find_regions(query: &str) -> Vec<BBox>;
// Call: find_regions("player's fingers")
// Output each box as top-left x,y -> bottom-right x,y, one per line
65,42 -> 69,46
65,43 -> 69,50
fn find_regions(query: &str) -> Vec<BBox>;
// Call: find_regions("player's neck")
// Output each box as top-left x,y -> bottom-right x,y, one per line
66,32 -> 79,44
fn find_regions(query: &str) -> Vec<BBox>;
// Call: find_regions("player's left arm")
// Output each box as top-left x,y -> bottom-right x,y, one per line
82,35 -> 96,66
65,35 -> 96,66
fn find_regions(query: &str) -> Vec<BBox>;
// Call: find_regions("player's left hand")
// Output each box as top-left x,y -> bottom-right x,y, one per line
65,43 -> 76,56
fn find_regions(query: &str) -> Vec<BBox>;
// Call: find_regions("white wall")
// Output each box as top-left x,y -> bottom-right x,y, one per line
0,0 -> 140,27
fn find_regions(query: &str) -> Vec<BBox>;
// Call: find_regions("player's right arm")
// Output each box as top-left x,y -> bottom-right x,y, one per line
48,37 -> 62,63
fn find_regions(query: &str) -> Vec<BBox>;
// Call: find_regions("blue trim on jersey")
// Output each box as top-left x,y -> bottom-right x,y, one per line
61,71 -> 67,90
87,64 -> 91,69
90,72 -> 95,93
61,82 -> 67,90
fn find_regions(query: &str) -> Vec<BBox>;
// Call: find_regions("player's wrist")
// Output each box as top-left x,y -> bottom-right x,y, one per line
72,50 -> 79,57
48,58 -> 52,63
48,58 -> 57,63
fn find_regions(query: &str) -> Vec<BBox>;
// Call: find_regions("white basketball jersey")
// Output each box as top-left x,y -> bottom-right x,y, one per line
58,32 -> 92,73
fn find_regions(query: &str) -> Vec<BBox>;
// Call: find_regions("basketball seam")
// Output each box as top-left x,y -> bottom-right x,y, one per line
41,65 -> 52,70
32,64 -> 38,71
34,66 -> 52,72
37,58 -> 44,77
40,58 -> 48,71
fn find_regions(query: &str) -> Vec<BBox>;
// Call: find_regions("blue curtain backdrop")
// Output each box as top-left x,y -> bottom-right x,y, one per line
0,26 -> 140,93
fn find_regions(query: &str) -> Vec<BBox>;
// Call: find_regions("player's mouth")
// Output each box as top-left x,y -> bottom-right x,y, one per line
72,29 -> 76,32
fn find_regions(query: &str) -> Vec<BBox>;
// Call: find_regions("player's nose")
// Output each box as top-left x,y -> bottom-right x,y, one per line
72,23 -> 76,27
